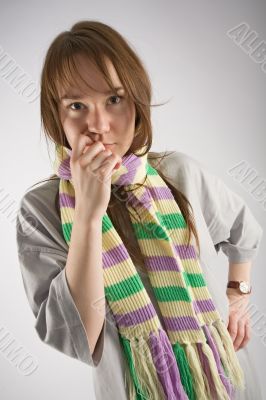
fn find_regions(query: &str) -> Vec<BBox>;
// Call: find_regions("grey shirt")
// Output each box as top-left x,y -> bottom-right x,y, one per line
16,150 -> 264,400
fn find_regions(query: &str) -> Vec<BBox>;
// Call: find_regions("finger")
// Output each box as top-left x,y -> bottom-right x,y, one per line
227,312 -> 238,342
79,142 -> 108,169
238,321 -> 251,349
71,135 -> 95,161
100,154 -> 122,179
89,148 -> 113,170
233,320 -> 245,351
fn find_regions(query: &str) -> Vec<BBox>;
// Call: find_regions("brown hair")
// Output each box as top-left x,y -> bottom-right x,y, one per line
31,19 -> 200,269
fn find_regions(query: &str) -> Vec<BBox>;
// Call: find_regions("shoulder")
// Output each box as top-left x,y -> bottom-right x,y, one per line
148,149 -> 208,184
19,178 -> 60,216
16,178 -> 64,253
148,149 -> 203,171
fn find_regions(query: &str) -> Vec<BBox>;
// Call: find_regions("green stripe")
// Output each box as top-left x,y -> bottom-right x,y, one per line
119,335 -> 149,399
62,222 -> 72,242
183,272 -> 206,287
105,274 -> 144,302
172,343 -> 196,400
146,163 -> 158,175
158,212 -> 187,229
102,214 -> 113,233
132,222 -> 169,240
153,286 -> 191,302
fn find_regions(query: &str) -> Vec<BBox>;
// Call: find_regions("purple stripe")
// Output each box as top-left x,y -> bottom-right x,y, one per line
203,325 -> 234,398
196,342 -> 218,399
147,186 -> 173,200
58,157 -> 71,180
102,243 -> 130,268
164,316 -> 201,332
59,193 -> 75,208
116,154 -> 141,185
193,299 -> 216,314
174,244 -> 197,259
146,255 -> 181,272
127,190 -> 152,211
148,329 -> 188,399
114,303 -> 157,327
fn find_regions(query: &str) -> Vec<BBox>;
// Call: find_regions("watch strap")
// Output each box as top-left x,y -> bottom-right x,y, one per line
227,280 -> 251,294
227,281 -> 240,289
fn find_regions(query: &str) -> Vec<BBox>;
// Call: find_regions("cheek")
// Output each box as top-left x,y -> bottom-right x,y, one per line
117,103 -> 135,132
60,111 -> 83,141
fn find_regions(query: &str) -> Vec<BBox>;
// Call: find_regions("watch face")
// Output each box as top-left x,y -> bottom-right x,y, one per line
239,281 -> 250,293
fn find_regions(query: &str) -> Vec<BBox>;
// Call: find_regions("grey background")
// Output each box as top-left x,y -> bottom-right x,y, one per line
0,0 -> 265,399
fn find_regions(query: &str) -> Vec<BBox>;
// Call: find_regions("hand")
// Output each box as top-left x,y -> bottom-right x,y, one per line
70,135 -> 122,221
226,289 -> 251,351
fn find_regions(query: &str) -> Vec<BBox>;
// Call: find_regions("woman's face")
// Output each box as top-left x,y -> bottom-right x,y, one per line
58,54 -> 136,158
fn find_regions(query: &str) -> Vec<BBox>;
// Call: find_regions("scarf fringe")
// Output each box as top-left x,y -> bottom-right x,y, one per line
184,342 -> 211,400
124,361 -> 137,400
211,320 -> 245,390
120,333 -> 168,399
120,321 -> 245,400
183,336 -> 234,400
120,330 -> 189,400
172,342 -> 195,400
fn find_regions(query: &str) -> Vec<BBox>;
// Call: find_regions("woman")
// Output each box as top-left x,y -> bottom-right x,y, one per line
16,20 -> 263,400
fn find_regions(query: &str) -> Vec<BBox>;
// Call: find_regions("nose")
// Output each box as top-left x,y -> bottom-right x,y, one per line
86,105 -> 110,140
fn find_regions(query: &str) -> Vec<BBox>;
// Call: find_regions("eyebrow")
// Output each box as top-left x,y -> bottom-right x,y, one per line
60,86 -> 125,101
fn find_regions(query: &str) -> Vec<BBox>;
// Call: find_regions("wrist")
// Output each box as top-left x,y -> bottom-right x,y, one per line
226,280 -> 252,295
74,207 -> 103,227
226,287 -> 251,297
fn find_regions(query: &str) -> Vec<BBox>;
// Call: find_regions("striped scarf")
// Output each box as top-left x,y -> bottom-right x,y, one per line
53,143 -> 245,400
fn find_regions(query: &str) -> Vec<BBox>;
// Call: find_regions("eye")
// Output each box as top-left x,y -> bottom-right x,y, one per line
69,102 -> 85,111
107,95 -> 124,105
67,95 -> 124,112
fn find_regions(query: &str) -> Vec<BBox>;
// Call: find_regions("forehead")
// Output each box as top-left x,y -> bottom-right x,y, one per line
57,53 -> 122,98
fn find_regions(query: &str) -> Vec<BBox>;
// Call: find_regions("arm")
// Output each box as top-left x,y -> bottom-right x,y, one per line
16,190 -> 106,367
181,152 -> 264,263
227,260 -> 252,282
181,153 -> 263,350
226,260 -> 252,351
65,207 -> 106,355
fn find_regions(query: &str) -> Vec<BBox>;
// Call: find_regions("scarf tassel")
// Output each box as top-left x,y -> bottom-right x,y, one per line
172,342 -> 196,400
120,329 -> 189,400
120,321 -> 244,400
182,331 -> 237,400
209,320 -> 245,390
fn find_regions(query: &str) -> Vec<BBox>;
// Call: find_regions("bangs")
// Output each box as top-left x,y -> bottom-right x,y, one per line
50,44 -> 122,103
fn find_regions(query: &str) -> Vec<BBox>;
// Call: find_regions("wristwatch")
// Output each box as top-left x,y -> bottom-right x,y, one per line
227,280 -> 252,294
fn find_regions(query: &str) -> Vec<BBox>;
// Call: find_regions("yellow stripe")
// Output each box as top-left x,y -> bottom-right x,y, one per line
169,328 -> 206,343
159,301 -> 198,318
110,289 -> 154,314
104,259 -> 137,285
147,270 -> 187,288
118,314 -> 161,339
180,259 -> 203,274
61,206 -> 75,223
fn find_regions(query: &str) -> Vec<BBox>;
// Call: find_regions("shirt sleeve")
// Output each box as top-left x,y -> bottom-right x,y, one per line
16,191 -> 106,368
179,153 -> 264,263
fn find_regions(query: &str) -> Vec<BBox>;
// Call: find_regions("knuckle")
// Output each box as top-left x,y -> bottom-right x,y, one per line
99,167 -> 106,177
78,158 -> 85,168
246,331 -> 251,340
